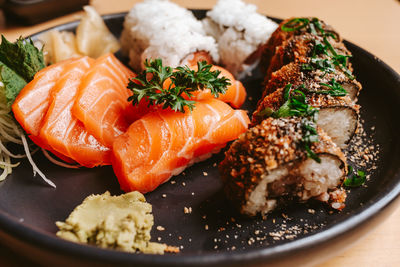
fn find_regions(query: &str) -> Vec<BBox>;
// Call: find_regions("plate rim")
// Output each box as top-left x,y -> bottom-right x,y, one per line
1,10 -> 400,266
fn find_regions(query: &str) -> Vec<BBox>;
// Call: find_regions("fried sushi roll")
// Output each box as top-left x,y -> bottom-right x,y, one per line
219,117 -> 347,217
260,17 -> 340,73
261,62 -> 361,100
264,33 -> 353,83
253,84 -> 359,148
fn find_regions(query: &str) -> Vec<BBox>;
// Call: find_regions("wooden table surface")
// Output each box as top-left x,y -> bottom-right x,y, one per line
1,0 -> 400,266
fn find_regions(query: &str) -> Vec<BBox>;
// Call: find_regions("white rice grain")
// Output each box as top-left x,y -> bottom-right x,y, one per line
120,0 -> 219,70
203,0 -> 278,78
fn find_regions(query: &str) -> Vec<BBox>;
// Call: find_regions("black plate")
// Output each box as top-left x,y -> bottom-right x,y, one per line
0,11 -> 400,267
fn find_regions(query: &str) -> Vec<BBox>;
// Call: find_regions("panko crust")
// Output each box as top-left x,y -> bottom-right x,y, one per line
259,17 -> 340,74
253,81 -> 360,125
264,33 -> 352,83
219,117 -> 347,215
260,62 -> 362,101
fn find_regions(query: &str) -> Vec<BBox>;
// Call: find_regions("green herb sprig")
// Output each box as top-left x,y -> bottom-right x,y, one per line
281,18 -> 354,80
319,78 -> 348,96
300,117 -> 321,163
281,18 -> 311,32
271,84 -> 319,119
261,84 -> 321,162
281,17 -> 335,39
343,166 -> 366,187
127,59 -> 230,113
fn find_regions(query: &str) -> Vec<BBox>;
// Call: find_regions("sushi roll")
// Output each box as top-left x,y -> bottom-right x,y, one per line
219,117 -> 347,217
202,0 -> 278,78
261,62 -> 362,100
120,0 -> 219,71
253,83 -> 360,148
260,17 -> 340,73
264,33 -> 353,82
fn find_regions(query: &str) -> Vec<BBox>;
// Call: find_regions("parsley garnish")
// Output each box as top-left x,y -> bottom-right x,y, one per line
343,166 -> 366,187
127,59 -> 230,113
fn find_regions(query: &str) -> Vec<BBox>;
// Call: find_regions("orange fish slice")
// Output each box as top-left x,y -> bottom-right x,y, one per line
39,56 -> 111,167
112,98 -> 250,193
72,53 -> 136,148
190,65 -> 247,108
12,58 -> 75,138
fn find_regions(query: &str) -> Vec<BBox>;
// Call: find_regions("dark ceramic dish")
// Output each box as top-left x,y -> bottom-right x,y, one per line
0,11 -> 399,267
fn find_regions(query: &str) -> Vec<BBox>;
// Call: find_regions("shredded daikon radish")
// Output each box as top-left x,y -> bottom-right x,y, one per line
0,99 -> 25,180
0,98 -> 56,187
42,149 -> 80,169
20,133 -> 56,188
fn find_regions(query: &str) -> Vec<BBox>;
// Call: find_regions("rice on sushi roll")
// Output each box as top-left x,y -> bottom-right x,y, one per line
203,0 -> 278,78
120,0 -> 219,71
219,117 -> 347,217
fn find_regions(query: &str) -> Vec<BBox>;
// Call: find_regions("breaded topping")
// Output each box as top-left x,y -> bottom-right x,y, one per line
253,80 -> 360,125
261,62 -> 361,99
260,17 -> 340,73
219,117 -> 346,213
264,33 -> 352,82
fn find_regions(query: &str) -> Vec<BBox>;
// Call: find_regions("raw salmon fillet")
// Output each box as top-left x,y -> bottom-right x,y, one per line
12,56 -> 112,167
12,58 -> 75,138
190,65 -> 247,108
72,53 -> 136,148
39,56 -> 111,167
112,98 -> 250,193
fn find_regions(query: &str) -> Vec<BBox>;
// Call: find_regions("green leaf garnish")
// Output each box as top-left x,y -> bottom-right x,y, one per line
318,78 -> 348,96
0,64 -> 27,108
300,117 -> 321,163
127,59 -> 230,113
281,17 -> 355,80
262,84 -> 321,162
302,57 -> 336,74
0,35 -> 45,82
0,35 -> 45,107
271,84 -> 319,120
344,166 -> 366,187
281,18 -> 310,32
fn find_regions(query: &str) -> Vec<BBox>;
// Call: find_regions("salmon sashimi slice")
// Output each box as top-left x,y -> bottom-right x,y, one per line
72,53 -> 136,148
39,56 -> 111,167
12,58 -> 75,138
180,51 -> 214,66
112,98 -> 250,193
